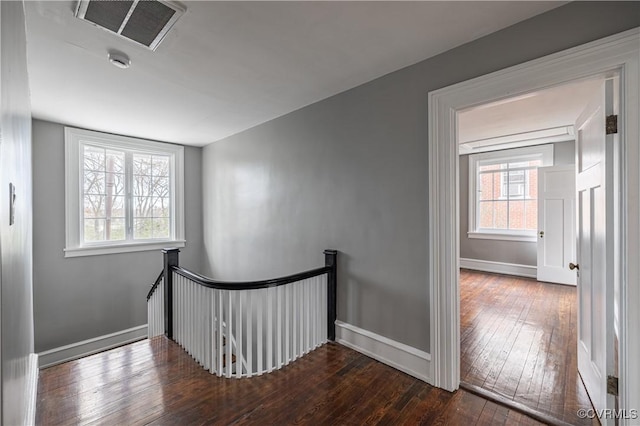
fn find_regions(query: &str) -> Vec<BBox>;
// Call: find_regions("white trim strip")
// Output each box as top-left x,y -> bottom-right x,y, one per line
38,325 -> 148,369
25,353 -> 39,426
460,257 -> 537,279
335,320 -> 432,383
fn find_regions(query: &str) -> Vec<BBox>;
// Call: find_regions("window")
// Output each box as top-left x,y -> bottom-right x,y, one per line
468,145 -> 553,241
65,127 -> 185,257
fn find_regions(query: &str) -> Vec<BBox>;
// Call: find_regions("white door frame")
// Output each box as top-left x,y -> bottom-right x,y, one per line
427,27 -> 639,417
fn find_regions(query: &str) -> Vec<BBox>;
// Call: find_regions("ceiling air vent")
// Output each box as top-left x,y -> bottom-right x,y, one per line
75,0 -> 184,51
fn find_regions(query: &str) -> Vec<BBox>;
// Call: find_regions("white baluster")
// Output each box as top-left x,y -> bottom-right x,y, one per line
226,290 -> 233,378
194,283 -> 199,362
187,278 -> 192,355
159,285 -> 162,336
217,289 -> 223,376
317,276 -> 322,346
199,285 -> 204,367
285,283 -> 291,365
247,290 -> 253,377
175,274 -> 180,346
179,275 -> 184,347
298,280 -> 304,358
172,278 -> 176,342
267,287 -> 274,372
312,277 -> 317,348
292,283 -> 298,361
305,278 -> 310,354
257,288 -> 264,375
236,291 -> 244,378
277,285 -> 282,368
209,288 -> 215,373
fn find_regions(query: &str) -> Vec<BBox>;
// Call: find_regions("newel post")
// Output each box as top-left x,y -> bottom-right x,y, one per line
324,249 -> 338,341
163,248 -> 180,339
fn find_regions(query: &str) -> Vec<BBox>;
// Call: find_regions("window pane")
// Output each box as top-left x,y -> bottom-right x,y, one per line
479,201 -> 494,228
525,200 -> 538,230
109,195 -> 125,217
152,218 -> 170,239
134,218 -> 153,239
85,195 -> 124,220
106,149 -> 125,173
494,200 -> 508,229
83,203 -> 126,242
84,146 -> 105,171
479,172 -> 497,201
106,172 -> 125,195
84,194 -> 105,218
133,154 -> 152,175
152,155 -> 170,177
84,171 -> 105,195
502,170 -> 528,198
133,174 -> 151,197
151,176 -> 170,198
152,197 -> 170,217
528,168 -> 538,199
84,218 -> 106,241
108,218 -> 126,240
509,200 -> 525,229
134,196 -> 153,218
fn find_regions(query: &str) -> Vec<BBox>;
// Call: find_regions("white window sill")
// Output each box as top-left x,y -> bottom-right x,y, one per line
467,231 -> 536,243
64,240 -> 186,258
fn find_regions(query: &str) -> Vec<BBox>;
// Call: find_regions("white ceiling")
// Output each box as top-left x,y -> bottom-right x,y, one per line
458,77 -> 605,150
25,1 -> 565,147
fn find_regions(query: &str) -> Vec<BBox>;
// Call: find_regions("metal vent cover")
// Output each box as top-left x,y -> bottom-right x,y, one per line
75,0 -> 184,51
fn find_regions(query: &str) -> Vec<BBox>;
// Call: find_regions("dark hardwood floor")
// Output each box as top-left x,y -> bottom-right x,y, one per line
460,269 -> 596,425
37,337 -> 545,425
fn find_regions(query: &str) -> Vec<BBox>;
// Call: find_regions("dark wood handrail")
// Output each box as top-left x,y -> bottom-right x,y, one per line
171,265 -> 331,291
146,270 -> 165,301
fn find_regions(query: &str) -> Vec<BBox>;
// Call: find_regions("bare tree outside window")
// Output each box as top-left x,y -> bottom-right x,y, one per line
82,146 -> 171,243
83,146 -> 126,241
133,154 -> 170,239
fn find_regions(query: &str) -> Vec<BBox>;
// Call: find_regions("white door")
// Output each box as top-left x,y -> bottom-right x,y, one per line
537,165 -> 576,285
575,79 -> 615,418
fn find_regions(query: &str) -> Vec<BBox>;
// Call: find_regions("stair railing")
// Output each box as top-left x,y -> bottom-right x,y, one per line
146,270 -> 165,339
147,249 -> 337,378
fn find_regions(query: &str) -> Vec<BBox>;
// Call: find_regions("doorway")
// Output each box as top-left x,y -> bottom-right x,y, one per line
455,76 -> 605,422
427,28 -> 639,418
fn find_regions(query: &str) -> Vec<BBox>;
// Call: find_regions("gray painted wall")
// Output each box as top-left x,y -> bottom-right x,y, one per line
1,1 -> 34,424
202,2 -> 639,353
459,141 -> 575,266
32,119 -> 204,353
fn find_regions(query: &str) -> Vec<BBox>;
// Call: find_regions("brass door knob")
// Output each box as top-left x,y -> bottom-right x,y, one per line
569,262 -> 579,270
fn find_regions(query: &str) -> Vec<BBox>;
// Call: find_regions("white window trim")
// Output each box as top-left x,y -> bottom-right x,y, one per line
468,144 -> 553,242
65,127 -> 185,257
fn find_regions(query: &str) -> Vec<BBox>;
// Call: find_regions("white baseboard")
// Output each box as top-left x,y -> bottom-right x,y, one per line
460,257 -> 537,279
335,320 -> 432,383
25,353 -> 38,426
38,324 -> 148,369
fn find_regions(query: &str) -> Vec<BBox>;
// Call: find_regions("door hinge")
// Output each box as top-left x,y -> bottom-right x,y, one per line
606,115 -> 618,135
607,375 -> 619,396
